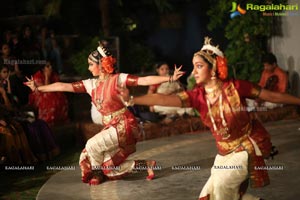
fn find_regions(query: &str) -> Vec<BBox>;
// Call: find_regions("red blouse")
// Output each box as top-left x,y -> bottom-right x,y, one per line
177,79 -> 271,157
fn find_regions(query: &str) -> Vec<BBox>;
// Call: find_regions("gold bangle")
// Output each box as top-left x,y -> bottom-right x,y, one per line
124,95 -> 134,107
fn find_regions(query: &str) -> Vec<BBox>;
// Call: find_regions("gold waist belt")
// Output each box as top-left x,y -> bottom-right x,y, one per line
103,107 -> 127,124
217,123 -> 252,154
217,134 -> 248,153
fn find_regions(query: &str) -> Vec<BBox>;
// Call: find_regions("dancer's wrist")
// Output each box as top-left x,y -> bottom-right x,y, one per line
34,85 -> 39,92
124,95 -> 134,107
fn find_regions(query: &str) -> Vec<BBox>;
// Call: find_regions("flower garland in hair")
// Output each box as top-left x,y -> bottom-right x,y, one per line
101,56 -> 116,74
216,56 -> 228,80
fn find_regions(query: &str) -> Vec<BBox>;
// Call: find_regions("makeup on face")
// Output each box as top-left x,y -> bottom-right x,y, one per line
88,59 -> 100,76
192,56 -> 211,84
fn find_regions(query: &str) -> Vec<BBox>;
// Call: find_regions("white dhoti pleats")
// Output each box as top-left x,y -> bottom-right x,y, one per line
199,151 -> 260,200
80,126 -> 134,177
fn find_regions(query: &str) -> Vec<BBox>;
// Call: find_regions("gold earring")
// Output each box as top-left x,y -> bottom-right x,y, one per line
211,71 -> 216,80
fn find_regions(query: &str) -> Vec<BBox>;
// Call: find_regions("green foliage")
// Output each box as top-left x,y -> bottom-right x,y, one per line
121,42 -> 156,73
69,36 -> 156,75
70,37 -> 100,76
207,0 -> 287,82
43,0 -> 62,18
25,0 -> 61,17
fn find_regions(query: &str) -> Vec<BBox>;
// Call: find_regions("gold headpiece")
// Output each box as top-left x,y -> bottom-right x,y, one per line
201,37 -> 224,57
88,50 -> 100,63
194,37 -> 224,72
97,41 -> 111,58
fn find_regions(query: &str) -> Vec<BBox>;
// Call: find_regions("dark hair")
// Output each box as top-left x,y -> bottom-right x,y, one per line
89,50 -> 101,64
0,64 -> 9,69
154,61 -> 169,70
262,53 -> 277,65
1,42 -> 9,47
39,60 -> 54,71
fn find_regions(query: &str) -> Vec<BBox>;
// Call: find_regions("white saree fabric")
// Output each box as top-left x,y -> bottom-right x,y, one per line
91,102 -> 103,125
153,82 -> 195,116
84,126 -> 135,177
199,150 -> 260,200
80,74 -> 136,177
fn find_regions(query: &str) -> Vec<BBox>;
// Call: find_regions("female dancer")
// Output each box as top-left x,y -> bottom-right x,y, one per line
119,37 -> 300,200
24,43 -> 184,185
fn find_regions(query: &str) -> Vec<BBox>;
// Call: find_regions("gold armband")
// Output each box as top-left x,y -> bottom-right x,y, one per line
176,91 -> 191,107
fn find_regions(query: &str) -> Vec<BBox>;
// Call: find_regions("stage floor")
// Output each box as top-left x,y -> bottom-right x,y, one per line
37,119 -> 300,200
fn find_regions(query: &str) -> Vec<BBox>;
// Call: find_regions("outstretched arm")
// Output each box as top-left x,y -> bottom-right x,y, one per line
259,89 -> 300,105
134,93 -> 182,107
24,77 -> 74,92
118,86 -> 183,107
36,82 -> 74,92
137,65 -> 184,86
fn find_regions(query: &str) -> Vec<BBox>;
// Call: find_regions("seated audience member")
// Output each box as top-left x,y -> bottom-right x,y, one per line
1,43 -> 21,77
19,117 -> 60,161
28,61 -> 69,125
1,44 -> 30,106
259,53 -> 288,92
0,65 -> 14,103
0,65 -> 10,91
247,53 -> 288,111
0,84 -> 59,163
147,62 -> 194,123
0,87 -> 38,165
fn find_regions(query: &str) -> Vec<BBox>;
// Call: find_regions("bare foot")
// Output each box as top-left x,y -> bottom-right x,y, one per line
88,170 -> 106,185
89,176 -> 101,185
146,160 -> 156,180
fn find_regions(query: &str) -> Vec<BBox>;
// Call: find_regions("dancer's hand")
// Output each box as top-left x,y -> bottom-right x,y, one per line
24,76 -> 36,91
172,65 -> 185,81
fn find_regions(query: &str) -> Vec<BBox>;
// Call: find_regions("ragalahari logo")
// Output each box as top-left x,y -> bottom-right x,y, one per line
230,2 -> 247,19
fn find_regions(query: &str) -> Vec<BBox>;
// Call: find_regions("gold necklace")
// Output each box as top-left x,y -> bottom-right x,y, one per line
206,94 -> 230,140
94,76 -> 110,110
205,81 -> 222,98
95,75 -> 110,86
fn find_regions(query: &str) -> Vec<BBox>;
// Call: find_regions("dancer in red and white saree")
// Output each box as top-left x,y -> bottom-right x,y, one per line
119,37 -> 300,200
24,43 -> 184,185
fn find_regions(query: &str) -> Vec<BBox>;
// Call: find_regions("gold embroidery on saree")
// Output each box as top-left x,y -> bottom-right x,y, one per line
176,91 -> 191,107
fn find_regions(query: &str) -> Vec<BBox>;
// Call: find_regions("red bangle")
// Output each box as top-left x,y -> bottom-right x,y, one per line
126,75 -> 138,86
